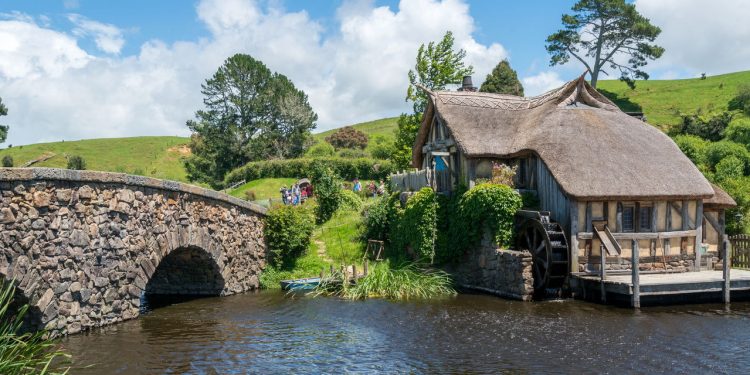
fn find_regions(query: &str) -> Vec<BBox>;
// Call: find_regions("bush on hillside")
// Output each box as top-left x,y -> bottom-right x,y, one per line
705,140 -> 750,174
312,165 -> 343,223
305,142 -> 335,157
672,111 -> 733,142
1,155 -> 12,167
728,84 -> 750,116
264,205 -> 315,268
370,135 -> 396,160
673,134 -> 710,165
66,155 -> 86,170
224,157 -> 396,186
244,190 -> 257,201
715,156 -> 745,181
724,118 -> 750,147
325,126 -> 369,150
715,176 -> 750,235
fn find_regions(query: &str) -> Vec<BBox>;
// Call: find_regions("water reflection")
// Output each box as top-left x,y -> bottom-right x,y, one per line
61,291 -> 750,374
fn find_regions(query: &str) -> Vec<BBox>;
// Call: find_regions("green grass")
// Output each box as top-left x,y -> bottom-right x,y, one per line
315,261 -> 456,300
259,246 -> 329,290
0,136 -> 190,182
597,71 -> 750,129
316,208 -> 366,266
228,177 -> 297,201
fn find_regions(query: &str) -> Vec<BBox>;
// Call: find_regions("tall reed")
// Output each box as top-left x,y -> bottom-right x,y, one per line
315,261 -> 456,300
0,280 -> 70,375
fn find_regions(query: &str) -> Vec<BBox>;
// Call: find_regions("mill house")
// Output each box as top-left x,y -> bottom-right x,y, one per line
397,74 -> 743,305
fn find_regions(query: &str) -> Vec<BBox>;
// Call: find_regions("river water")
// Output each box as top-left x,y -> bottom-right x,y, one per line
61,291 -> 750,374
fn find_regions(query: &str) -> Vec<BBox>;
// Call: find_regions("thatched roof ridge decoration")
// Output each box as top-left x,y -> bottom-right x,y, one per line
413,75 -> 717,201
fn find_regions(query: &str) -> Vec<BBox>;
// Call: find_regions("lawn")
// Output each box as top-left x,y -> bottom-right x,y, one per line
597,70 -> 750,129
0,136 -> 191,182
228,177 -> 298,202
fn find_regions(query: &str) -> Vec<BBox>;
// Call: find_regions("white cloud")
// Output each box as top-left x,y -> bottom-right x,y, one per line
635,0 -> 750,76
0,0 -> 506,146
68,14 -> 125,55
522,71 -> 565,96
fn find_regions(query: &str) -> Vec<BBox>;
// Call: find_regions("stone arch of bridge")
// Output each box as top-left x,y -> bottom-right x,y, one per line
144,245 -> 226,297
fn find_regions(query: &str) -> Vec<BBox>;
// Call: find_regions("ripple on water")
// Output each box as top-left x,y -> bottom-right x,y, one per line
61,292 -> 750,374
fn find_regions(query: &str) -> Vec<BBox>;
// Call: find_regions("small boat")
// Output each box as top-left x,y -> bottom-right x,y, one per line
280,277 -> 321,291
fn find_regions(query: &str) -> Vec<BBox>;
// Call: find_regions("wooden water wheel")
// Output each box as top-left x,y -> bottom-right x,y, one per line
516,214 -> 569,297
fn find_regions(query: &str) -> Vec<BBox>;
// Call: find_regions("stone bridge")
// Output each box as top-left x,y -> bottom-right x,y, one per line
0,168 -> 267,335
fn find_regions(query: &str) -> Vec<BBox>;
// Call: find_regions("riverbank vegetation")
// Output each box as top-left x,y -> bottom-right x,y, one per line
0,280 -> 69,375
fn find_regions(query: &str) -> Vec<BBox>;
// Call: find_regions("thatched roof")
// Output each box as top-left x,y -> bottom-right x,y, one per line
705,183 -> 737,208
414,75 -> 716,201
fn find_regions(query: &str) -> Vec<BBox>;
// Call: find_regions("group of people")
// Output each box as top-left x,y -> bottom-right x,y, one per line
280,183 -> 312,206
352,178 -> 386,197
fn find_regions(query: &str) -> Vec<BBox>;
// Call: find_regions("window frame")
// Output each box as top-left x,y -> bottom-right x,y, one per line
621,204 -> 635,233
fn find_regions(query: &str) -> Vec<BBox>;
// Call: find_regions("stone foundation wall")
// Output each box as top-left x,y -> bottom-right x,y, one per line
450,235 -> 534,301
0,168 -> 267,335
578,253 -> 720,273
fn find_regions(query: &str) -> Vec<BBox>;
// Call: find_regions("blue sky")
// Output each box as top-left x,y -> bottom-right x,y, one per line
1,0 -> 748,145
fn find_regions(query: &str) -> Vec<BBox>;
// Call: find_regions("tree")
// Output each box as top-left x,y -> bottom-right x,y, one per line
1,155 -> 12,167
728,84 -> 750,116
0,97 -> 8,145
392,31 -> 473,169
545,0 -> 664,88
325,126 -> 368,150
185,54 -> 317,187
479,60 -> 524,96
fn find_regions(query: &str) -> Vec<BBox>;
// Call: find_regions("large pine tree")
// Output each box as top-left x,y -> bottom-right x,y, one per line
479,60 -> 524,96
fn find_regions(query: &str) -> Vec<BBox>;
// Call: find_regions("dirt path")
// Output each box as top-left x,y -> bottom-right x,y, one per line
314,237 -> 333,263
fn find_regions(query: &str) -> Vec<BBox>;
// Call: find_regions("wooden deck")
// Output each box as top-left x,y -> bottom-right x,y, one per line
570,269 -> 750,305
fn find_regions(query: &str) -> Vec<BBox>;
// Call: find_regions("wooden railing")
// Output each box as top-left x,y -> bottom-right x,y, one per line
390,168 -> 430,192
730,234 -> 750,269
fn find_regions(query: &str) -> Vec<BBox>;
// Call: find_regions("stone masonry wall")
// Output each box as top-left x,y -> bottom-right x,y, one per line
450,233 -> 534,301
0,168 -> 267,336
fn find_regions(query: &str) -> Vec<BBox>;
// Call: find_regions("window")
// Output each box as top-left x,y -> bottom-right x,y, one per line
622,206 -> 634,232
639,206 -> 653,231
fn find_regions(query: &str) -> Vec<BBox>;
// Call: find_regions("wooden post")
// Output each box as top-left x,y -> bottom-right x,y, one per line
569,200 -> 579,273
352,264 -> 357,281
320,268 -> 324,279
723,239 -> 731,304
364,259 -> 369,276
600,244 -> 607,303
695,200 -> 703,271
330,264 -> 334,275
632,239 -> 640,309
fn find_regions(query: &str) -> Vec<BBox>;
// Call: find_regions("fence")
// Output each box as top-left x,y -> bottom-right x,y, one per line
390,168 -> 453,193
730,234 -> 750,269
390,168 -> 430,192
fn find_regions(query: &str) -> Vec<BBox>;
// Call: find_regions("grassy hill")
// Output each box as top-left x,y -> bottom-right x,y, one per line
0,136 -> 191,182
597,70 -> 750,129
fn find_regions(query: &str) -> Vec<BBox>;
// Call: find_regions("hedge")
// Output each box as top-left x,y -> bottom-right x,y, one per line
224,157 -> 396,186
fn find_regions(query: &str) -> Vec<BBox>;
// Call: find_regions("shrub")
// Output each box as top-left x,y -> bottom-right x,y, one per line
325,126 -> 368,150
715,156 -> 745,181
715,176 -> 750,235
672,112 -> 733,141
705,140 -> 750,174
724,118 -> 750,147
394,187 -> 438,263
728,84 -> 750,116
224,157 -> 396,185
312,164 -> 342,223
1,155 -> 12,167
337,148 -> 368,159
673,134 -> 710,165
339,189 -> 363,212
490,162 -> 516,186
370,135 -> 396,160
457,183 -> 522,249
66,155 -> 86,170
244,190 -> 257,201
305,142 -> 335,157
364,193 -> 401,244
264,205 -> 315,268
